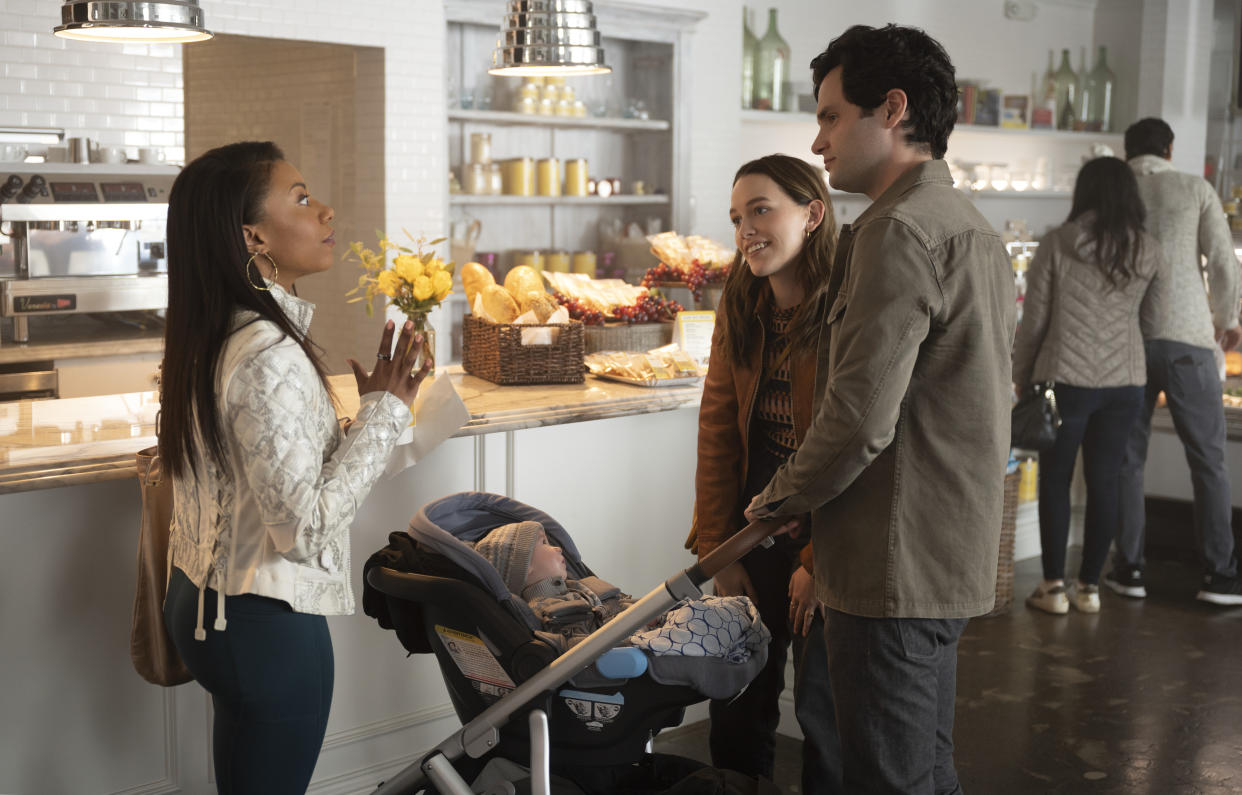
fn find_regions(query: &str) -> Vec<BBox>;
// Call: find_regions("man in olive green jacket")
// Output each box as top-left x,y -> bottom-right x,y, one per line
745,24 -> 1015,795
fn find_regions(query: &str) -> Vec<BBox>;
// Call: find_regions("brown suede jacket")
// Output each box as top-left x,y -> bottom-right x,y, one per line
688,296 -> 822,573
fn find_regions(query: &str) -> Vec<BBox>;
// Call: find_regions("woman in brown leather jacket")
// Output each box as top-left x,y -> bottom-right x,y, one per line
689,154 -> 842,791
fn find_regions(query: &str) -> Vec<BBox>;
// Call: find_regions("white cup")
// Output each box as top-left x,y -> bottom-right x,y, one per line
0,144 -> 28,162
96,146 -> 126,164
138,147 -> 164,165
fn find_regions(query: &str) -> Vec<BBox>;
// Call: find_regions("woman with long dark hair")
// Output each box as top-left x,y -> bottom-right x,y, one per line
1014,156 -> 1168,615
161,141 -> 431,792
689,154 -> 842,792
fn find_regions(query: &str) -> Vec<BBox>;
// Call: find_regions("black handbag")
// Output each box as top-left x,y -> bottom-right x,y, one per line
1011,382 -> 1061,451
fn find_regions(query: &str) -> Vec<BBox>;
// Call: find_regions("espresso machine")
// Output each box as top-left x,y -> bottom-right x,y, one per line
0,161 -> 176,346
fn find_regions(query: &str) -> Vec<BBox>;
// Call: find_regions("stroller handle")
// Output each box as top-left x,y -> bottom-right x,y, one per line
686,517 -> 793,586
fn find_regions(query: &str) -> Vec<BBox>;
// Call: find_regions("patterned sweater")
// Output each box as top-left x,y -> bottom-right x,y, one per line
169,284 -> 409,638
1129,154 -> 1240,349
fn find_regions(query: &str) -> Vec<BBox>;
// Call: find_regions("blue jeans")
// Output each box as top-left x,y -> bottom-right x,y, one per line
165,567 -> 334,795
1117,340 -> 1238,577
1038,383 -> 1145,584
825,610 -> 968,795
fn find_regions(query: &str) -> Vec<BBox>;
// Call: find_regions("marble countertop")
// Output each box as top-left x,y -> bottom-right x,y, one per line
0,367 -> 703,494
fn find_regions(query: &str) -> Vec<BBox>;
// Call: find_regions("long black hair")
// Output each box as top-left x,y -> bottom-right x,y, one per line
160,141 -> 333,478
719,155 -> 837,364
1067,156 -> 1147,289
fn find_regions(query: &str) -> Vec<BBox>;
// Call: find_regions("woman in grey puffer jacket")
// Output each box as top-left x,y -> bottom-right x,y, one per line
1013,156 -> 1169,615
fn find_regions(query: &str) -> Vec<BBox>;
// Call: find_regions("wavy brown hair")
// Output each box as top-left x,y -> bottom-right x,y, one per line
719,155 -> 838,364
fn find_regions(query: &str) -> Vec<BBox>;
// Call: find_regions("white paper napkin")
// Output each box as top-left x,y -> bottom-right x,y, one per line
383,374 -> 471,477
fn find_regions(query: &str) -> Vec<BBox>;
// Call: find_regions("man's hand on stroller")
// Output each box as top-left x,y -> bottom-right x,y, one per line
712,562 -> 757,602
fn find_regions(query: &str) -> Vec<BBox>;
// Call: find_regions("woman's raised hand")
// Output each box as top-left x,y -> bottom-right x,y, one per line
347,319 -> 432,406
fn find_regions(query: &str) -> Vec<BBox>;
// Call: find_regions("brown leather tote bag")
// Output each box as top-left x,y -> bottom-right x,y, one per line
131,446 -> 192,686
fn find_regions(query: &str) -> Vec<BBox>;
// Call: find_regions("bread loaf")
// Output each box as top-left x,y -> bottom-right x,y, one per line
523,291 -> 560,322
481,284 -> 519,323
460,262 -> 495,310
504,265 -> 544,303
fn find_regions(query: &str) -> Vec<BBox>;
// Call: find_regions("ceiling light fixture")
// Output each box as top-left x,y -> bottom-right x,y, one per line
53,1 -> 213,44
489,0 -> 610,77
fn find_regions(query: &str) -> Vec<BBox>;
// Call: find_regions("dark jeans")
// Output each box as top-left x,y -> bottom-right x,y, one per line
1118,340 -> 1238,577
826,610 -> 968,795
708,535 -> 843,794
1038,383 -> 1145,584
165,567 -> 334,795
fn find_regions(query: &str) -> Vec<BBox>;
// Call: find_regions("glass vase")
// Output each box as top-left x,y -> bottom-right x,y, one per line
741,7 -> 758,109
1052,48 -> 1078,131
408,313 -> 436,378
753,8 -> 790,112
1078,46 -> 1116,133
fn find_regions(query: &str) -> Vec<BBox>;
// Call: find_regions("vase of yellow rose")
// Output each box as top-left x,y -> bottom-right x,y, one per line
345,231 -> 454,378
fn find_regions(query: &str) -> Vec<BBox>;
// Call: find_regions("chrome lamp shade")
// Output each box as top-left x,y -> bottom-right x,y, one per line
489,0 -> 610,76
54,0 -> 213,44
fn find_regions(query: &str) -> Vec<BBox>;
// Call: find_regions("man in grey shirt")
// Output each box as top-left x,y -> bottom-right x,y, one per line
1110,117 -> 1242,605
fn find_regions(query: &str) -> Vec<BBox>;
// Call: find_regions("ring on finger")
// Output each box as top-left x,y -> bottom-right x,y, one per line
376,352 -> 392,361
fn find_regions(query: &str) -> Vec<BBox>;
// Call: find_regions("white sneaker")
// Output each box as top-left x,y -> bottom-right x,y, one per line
1026,582 -> 1069,615
1072,582 -> 1100,613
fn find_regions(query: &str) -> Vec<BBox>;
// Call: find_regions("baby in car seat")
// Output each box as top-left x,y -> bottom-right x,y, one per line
474,521 -> 769,662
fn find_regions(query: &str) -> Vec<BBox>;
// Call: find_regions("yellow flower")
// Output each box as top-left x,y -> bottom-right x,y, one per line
394,254 -> 423,283
376,269 -> 404,298
431,269 -> 452,301
412,274 -> 434,301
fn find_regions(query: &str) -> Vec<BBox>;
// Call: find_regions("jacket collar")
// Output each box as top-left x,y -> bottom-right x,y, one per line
268,282 -> 315,336
1128,154 -> 1175,176
855,159 -> 952,226
521,575 -> 567,601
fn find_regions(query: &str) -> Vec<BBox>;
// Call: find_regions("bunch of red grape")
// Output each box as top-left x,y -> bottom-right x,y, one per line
610,292 -> 684,324
551,292 -> 607,325
641,260 -> 730,301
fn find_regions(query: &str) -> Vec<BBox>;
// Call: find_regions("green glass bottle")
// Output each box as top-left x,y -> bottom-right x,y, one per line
1052,49 -> 1078,131
741,7 -> 758,109
1078,46 -> 1116,132
754,8 -> 790,112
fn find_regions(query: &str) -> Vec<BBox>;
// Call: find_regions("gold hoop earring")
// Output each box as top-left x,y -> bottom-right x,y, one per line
246,251 -> 277,291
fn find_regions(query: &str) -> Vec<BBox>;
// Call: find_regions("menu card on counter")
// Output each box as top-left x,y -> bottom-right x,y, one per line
675,310 -> 715,369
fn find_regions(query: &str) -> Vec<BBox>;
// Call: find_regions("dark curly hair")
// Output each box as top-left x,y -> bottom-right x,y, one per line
810,24 -> 957,159
1124,117 -> 1174,160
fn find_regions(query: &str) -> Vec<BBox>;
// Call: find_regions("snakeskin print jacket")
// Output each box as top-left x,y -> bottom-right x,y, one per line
169,285 -> 409,639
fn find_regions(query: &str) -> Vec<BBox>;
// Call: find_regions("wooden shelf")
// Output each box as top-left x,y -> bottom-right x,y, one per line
448,109 -> 670,132
449,194 -> 670,206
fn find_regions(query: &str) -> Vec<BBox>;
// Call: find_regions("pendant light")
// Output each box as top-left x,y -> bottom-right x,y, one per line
489,0 -> 610,77
54,1 -> 213,44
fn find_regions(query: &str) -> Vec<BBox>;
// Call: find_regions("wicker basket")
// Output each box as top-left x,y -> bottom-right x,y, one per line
982,470 -> 1021,618
583,322 -> 674,353
461,314 -> 585,385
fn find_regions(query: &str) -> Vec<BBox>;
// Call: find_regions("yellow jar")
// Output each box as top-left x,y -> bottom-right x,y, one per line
469,132 -> 492,164
571,250 -> 597,277
503,157 -> 535,196
515,251 -> 544,271
536,158 -> 561,197
545,250 -> 570,273
464,162 -> 489,195
1017,459 -> 1038,503
564,158 -> 589,196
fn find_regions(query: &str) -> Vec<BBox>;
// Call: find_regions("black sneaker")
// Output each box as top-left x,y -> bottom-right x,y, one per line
1196,573 -> 1242,606
1104,566 -> 1147,598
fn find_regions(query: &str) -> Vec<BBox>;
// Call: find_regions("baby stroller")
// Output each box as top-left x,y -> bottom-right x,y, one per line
362,491 -> 784,795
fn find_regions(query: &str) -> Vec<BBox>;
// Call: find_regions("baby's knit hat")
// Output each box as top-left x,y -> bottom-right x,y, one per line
474,521 -> 544,595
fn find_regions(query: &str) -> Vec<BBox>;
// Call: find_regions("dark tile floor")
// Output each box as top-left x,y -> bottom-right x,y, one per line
656,555 -> 1242,794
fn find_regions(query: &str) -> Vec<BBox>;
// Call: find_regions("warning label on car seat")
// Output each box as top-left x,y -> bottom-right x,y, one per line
559,689 -> 624,732
435,625 -> 515,697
